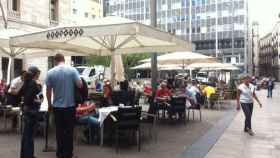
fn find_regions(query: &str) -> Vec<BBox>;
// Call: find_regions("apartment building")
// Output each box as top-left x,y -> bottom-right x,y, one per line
105,0 -> 248,70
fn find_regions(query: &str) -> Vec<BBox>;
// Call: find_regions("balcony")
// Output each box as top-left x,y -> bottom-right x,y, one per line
7,10 -> 20,20
50,20 -> 59,27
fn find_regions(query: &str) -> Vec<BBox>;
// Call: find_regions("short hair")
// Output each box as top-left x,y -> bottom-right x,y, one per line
21,70 -> 27,76
54,53 -> 65,63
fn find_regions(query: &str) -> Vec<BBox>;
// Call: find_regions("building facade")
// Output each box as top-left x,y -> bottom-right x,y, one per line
105,0 -> 248,70
259,22 -> 280,80
0,0 -> 102,81
70,0 -> 103,24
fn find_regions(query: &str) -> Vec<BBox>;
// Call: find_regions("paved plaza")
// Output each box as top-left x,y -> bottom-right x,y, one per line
1,85 -> 280,158
205,84 -> 280,158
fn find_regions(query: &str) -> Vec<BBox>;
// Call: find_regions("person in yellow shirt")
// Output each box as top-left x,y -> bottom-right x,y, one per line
203,83 -> 216,108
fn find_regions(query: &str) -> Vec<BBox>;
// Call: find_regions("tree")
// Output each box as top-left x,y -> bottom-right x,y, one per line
122,53 -> 151,79
85,55 -> 111,67
85,53 -> 151,79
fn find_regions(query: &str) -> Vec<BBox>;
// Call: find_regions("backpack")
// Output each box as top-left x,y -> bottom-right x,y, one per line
75,78 -> 88,105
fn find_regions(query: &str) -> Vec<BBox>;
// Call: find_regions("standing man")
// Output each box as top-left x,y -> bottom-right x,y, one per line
46,54 -> 82,158
267,77 -> 274,98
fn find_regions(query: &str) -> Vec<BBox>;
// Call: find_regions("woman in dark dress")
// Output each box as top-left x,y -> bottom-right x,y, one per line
19,66 -> 42,158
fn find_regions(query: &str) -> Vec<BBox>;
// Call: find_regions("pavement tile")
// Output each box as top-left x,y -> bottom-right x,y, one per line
204,84 -> 280,158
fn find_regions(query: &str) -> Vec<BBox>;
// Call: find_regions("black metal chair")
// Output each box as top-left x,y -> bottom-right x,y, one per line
114,106 -> 142,152
169,96 -> 187,124
186,100 -> 202,121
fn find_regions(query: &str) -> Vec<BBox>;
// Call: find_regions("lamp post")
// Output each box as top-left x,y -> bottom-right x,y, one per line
251,21 -> 259,76
150,0 -> 158,95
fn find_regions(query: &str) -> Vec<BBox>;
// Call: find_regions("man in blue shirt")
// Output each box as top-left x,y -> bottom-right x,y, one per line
46,54 -> 82,158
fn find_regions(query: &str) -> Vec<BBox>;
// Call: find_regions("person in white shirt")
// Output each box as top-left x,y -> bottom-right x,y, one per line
7,71 -> 27,105
237,75 -> 262,136
6,71 -> 27,129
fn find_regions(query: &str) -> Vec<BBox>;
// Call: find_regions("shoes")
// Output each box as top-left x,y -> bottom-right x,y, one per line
244,128 -> 255,136
247,129 -> 255,136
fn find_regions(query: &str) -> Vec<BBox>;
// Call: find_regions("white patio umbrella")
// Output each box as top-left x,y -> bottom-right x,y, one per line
188,62 -> 239,70
140,51 -> 216,68
10,16 -> 191,86
131,63 -> 183,70
112,54 -> 125,82
0,29 -> 85,82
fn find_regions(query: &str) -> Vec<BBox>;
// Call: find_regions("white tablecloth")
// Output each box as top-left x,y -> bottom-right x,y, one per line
98,106 -> 118,126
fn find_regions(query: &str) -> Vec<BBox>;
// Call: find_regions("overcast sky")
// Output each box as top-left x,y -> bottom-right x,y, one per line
249,0 -> 280,37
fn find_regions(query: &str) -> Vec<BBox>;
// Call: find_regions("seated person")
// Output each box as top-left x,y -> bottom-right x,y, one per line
76,102 -> 99,142
0,79 -> 6,103
156,81 -> 171,102
76,103 -> 99,126
185,80 -> 201,107
101,80 -> 113,107
143,82 -> 152,96
202,83 -> 216,108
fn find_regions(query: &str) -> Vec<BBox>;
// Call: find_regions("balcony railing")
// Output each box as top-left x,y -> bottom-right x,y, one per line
50,20 -> 59,26
7,10 -> 20,19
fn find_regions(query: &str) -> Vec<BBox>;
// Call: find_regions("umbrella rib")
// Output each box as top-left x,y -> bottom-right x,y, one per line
63,36 -> 77,43
89,36 -> 111,50
0,47 -> 11,56
99,37 -> 111,49
115,35 -> 135,49
132,38 -> 144,47
14,48 -> 27,56
110,35 -> 117,50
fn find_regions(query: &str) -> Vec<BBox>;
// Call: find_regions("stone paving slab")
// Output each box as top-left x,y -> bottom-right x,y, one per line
205,85 -> 280,158
0,104 -> 234,158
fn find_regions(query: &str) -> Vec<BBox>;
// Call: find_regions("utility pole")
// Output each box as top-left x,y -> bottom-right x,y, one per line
251,22 -> 259,76
150,0 -> 158,95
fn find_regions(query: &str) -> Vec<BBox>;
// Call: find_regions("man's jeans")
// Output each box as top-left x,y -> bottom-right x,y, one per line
20,112 -> 38,158
241,103 -> 253,130
267,87 -> 273,98
53,107 -> 76,158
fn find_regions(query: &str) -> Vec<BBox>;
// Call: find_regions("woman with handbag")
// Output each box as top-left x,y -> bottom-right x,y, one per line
19,66 -> 42,158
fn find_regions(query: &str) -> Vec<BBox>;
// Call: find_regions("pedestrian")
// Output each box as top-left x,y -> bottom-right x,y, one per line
19,66 -> 43,158
0,79 -> 7,103
46,54 -> 82,158
236,75 -> 262,136
267,77 -> 274,98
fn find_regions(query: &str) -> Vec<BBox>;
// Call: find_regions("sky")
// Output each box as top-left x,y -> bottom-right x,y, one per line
249,0 -> 280,37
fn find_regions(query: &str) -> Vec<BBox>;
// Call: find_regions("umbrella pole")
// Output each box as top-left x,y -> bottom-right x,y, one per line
7,56 -> 15,83
111,50 -> 116,88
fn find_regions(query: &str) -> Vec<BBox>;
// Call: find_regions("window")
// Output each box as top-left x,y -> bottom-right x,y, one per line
85,12 -> 89,17
89,69 -> 96,77
226,57 -> 231,63
11,0 -> 20,11
72,9 -> 77,14
50,0 -> 59,21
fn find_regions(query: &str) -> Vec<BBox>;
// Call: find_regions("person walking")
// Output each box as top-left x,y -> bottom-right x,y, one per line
46,54 -> 82,158
267,77 -> 274,98
237,75 -> 262,136
19,66 -> 42,158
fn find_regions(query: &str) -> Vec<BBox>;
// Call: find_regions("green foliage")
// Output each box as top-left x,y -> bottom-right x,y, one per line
85,55 -> 111,67
122,53 -> 151,79
85,53 -> 152,79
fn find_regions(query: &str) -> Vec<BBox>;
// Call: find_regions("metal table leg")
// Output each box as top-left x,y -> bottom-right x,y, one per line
100,124 -> 104,146
3,109 -> 7,129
